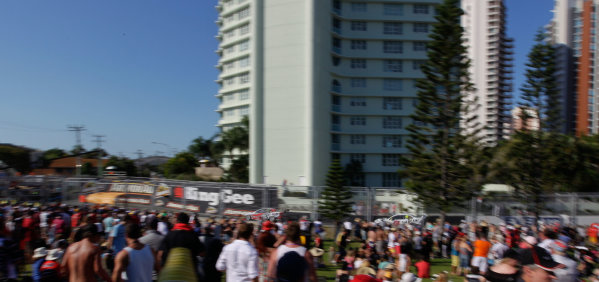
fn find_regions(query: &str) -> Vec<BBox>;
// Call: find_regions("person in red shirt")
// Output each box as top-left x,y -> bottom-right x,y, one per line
412,254 -> 430,278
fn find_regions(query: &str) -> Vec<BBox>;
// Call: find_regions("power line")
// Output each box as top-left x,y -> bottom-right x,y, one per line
68,125 -> 85,177
93,135 -> 106,177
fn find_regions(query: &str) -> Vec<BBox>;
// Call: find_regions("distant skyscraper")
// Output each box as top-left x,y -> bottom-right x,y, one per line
547,0 -> 578,134
461,0 -> 514,144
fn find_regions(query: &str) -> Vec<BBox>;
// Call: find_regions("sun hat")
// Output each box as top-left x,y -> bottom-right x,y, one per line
33,247 -> 48,259
309,247 -> 325,257
46,249 -> 64,261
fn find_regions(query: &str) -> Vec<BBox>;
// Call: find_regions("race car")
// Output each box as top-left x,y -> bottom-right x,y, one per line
245,208 -> 282,221
374,214 -> 427,227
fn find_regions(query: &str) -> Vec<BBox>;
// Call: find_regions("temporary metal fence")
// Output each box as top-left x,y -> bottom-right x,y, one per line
1,175 -> 599,225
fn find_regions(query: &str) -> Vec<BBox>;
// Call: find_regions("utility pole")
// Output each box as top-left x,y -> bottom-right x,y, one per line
68,125 -> 86,177
93,135 -> 106,177
135,149 -> 144,160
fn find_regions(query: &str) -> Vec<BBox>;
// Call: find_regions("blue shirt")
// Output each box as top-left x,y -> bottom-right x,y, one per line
32,258 -> 45,282
110,224 -> 126,254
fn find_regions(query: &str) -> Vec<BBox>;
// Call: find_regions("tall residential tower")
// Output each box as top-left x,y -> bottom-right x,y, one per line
215,0 -> 511,186
461,0 -> 514,143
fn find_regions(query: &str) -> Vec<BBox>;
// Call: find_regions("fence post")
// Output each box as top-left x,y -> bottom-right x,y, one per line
366,187 -> 372,223
571,193 -> 577,226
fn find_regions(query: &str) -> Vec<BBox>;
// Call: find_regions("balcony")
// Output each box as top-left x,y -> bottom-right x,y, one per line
331,143 -> 340,151
331,124 -> 341,131
331,85 -> 341,93
332,46 -> 342,54
333,26 -> 341,34
332,104 -> 341,112
333,7 -> 341,16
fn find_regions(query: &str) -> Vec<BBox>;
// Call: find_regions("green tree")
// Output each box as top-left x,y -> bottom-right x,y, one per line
106,156 -> 137,176
41,148 -> 67,167
400,0 -> 481,221
70,145 -> 86,155
319,159 -> 353,233
520,30 -> 561,132
493,29 -> 563,219
0,145 -> 31,173
225,155 -> 249,183
162,152 -> 197,178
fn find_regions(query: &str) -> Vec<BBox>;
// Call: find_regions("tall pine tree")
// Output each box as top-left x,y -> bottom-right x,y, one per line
319,159 -> 353,233
400,0 -> 481,221
492,29 -> 562,220
520,30 -> 561,132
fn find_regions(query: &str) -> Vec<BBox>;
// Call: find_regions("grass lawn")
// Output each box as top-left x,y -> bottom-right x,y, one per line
316,240 -> 464,281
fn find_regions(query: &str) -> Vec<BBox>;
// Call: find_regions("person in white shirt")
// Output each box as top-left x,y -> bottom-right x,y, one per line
343,220 -> 352,232
216,222 -> 259,282
537,229 -> 556,253
550,240 -> 578,282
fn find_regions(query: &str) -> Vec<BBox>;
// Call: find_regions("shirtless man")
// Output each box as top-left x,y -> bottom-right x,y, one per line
61,224 -> 112,282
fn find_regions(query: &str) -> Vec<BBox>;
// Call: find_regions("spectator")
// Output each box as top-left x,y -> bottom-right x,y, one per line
266,222 -> 317,282
157,213 -> 204,274
216,222 -> 259,282
61,224 -> 112,282
139,218 -> 164,252
111,223 -> 156,282
31,247 -> 47,282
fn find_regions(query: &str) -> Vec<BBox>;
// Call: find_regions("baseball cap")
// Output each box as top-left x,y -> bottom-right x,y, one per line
519,245 -> 563,271
262,220 -> 273,231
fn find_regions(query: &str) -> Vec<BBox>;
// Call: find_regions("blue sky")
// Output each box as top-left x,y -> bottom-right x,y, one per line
0,0 -> 553,158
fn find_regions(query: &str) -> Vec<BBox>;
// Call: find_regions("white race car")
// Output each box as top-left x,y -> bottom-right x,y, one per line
245,208 -> 282,221
374,214 -> 427,227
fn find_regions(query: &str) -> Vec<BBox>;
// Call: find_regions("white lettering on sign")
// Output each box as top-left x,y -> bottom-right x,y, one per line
183,187 -> 255,206
110,183 -> 154,194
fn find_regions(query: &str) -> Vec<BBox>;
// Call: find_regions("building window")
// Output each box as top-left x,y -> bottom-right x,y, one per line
383,41 -> 403,53
239,56 -> 250,67
383,116 -> 402,128
351,21 -> 367,31
413,4 -> 429,14
351,78 -> 367,88
351,59 -> 367,69
332,56 -> 341,66
383,60 -> 402,72
239,24 -> 250,35
224,14 -> 234,24
382,155 -> 401,167
239,89 -> 250,100
350,97 -> 367,106
333,37 -> 341,49
239,73 -> 250,84
225,46 -> 235,54
383,98 -> 402,110
383,136 -> 402,148
413,60 -> 425,70
226,93 -> 236,101
238,8 -> 250,20
383,79 -> 402,91
351,153 -> 366,164
384,4 -> 403,15
413,41 -> 427,51
239,105 -> 249,116
225,77 -> 235,85
350,116 -> 366,126
225,109 -> 236,117
350,135 -> 366,144
239,40 -> 249,51
382,172 -> 401,187
383,22 -> 403,35
413,23 -> 429,33
224,30 -> 235,39
351,2 -> 367,12
351,40 -> 367,50
224,62 -> 234,71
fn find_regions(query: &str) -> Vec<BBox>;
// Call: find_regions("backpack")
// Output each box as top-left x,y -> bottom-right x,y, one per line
39,260 -> 60,282
276,251 -> 307,282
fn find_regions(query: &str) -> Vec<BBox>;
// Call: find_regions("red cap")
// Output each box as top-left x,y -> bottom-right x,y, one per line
262,220 -> 273,231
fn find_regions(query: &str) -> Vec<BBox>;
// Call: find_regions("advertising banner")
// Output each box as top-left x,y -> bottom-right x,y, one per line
79,179 -> 278,215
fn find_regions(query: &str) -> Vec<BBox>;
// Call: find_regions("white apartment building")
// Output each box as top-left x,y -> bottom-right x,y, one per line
216,0 -> 451,187
461,0 -> 513,143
